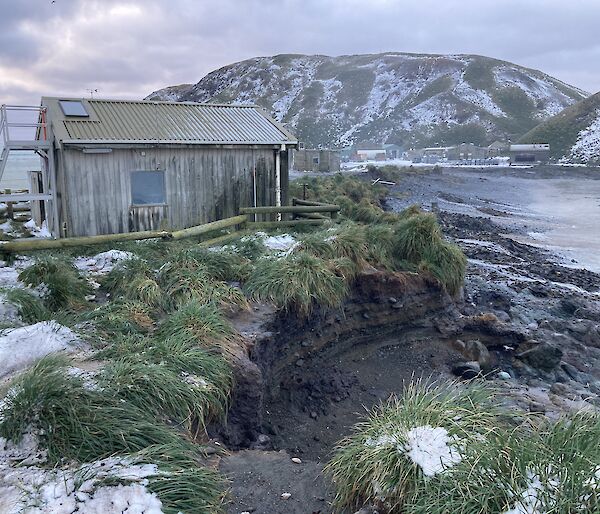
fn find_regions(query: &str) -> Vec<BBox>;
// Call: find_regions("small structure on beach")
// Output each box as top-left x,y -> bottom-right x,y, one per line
509,144 -> 550,164
0,98 -> 297,237
292,148 -> 340,172
353,142 -> 387,161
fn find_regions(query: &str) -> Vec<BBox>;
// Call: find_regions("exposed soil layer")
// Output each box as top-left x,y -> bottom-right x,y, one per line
216,166 -> 600,514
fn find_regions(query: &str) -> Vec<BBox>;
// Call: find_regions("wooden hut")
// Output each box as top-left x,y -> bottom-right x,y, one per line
4,98 -> 298,237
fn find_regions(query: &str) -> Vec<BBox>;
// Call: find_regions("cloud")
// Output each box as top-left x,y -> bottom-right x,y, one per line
0,0 -> 598,106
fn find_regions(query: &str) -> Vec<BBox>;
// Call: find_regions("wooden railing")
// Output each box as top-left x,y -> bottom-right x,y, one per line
0,202 -> 340,253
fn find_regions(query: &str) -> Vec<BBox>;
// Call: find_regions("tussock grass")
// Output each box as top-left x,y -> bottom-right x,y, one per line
158,265 -> 248,312
392,213 -> 466,295
0,356 -> 185,463
405,413 -> 600,514
325,379 -> 498,512
2,288 -> 51,323
103,258 -> 162,307
100,358 -> 230,430
394,213 -> 442,262
135,444 -> 227,513
419,241 -> 467,296
157,300 -> 238,355
165,246 -> 249,282
245,251 -> 348,316
18,256 -> 92,310
0,356 -> 228,511
85,300 -> 156,338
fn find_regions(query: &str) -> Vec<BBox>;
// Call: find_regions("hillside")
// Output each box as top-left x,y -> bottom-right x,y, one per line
519,91 -> 600,163
147,53 -> 587,148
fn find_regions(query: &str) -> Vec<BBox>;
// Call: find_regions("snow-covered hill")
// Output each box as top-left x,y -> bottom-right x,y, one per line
147,53 -> 588,148
520,91 -> 600,163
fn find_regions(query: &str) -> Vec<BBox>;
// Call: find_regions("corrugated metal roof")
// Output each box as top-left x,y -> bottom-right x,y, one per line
42,98 -> 297,146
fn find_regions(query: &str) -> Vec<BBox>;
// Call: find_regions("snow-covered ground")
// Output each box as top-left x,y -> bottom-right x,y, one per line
570,109 -> 600,163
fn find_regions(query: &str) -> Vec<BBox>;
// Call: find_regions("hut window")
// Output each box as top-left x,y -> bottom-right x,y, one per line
59,100 -> 89,117
131,171 -> 166,205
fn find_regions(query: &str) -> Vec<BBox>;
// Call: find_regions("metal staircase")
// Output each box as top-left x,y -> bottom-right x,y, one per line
0,104 -> 58,235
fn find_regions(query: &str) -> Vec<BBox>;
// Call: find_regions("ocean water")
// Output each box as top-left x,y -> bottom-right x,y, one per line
0,152 -> 41,190
527,179 -> 600,273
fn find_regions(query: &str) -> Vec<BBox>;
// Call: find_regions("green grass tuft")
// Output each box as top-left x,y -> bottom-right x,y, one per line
325,379 -> 499,512
157,300 -> 238,356
18,256 -> 92,310
102,257 -> 162,307
2,288 -> 51,323
245,251 -> 348,316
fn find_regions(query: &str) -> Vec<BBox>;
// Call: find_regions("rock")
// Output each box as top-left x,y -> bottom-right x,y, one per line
388,297 -> 398,304
560,362 -> 581,381
452,361 -> 481,380
516,341 -> 563,372
281,493 -> 292,500
497,371 -> 511,380
463,340 -> 492,370
310,411 -> 318,419
257,434 -> 270,444
529,401 -> 546,414
296,359 -> 304,367
291,457 -> 302,464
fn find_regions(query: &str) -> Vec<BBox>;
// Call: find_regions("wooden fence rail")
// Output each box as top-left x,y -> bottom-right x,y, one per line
0,202 -> 340,253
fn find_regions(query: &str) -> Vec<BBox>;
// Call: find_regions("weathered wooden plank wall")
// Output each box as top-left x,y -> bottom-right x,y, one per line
58,146 -> 290,236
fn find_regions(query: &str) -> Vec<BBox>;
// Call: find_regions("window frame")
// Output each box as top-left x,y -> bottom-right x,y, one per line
59,100 -> 89,117
130,170 -> 167,207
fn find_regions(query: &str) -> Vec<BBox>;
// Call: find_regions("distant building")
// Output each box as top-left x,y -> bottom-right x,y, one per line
509,144 -> 550,164
488,140 -> 510,157
292,148 -> 340,172
383,144 -> 403,159
446,143 -> 488,161
354,143 -> 386,161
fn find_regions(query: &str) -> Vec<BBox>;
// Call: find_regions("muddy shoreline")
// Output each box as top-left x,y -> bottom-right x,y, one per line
216,166 -> 600,514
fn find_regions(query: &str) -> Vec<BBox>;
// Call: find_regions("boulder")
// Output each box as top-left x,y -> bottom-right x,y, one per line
463,339 -> 492,370
516,341 -> 562,372
452,361 -> 481,380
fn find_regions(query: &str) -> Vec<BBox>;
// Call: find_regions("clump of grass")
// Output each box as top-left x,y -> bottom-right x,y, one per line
2,288 -> 51,323
18,256 -> 92,310
157,300 -> 238,355
135,444 -> 227,513
325,379 -> 498,512
85,300 -> 156,339
0,356 -> 185,464
165,246 -> 249,282
245,251 -> 348,316
99,358 -> 230,431
419,241 -> 467,296
392,213 -> 466,295
102,257 -> 162,307
405,413 -> 600,514
393,213 -> 442,262
158,263 -> 248,312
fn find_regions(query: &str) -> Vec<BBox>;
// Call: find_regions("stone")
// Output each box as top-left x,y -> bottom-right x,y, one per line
561,362 -> 581,381
463,340 -> 492,370
310,411 -> 318,419
452,361 -> 481,380
388,297 -> 398,304
497,371 -> 511,380
516,341 -> 563,372
291,457 -> 302,464
281,493 -> 292,500
295,359 -> 304,367
529,401 -> 547,414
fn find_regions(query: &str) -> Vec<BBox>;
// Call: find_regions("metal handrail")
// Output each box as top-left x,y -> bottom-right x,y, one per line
0,104 -> 48,145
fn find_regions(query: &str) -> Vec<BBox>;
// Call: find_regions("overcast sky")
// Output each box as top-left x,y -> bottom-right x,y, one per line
1,0 -> 599,105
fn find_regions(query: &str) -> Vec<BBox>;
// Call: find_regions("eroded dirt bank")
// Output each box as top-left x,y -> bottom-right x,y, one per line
213,167 -> 600,514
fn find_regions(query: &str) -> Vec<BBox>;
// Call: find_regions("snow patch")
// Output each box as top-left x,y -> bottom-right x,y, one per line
74,250 -> 135,276
569,109 -> 600,163
404,425 -> 462,477
0,321 -> 81,379
503,470 -> 559,514
23,219 -> 51,239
